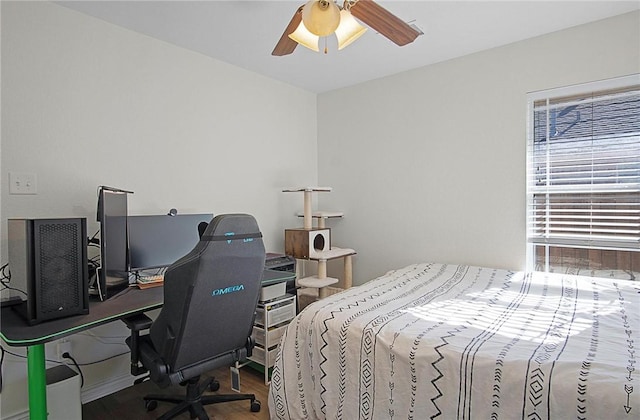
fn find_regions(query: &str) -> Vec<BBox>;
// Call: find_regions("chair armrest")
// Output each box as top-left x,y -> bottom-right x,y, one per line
246,336 -> 255,358
123,314 -> 153,376
138,336 -> 170,387
122,313 -> 153,331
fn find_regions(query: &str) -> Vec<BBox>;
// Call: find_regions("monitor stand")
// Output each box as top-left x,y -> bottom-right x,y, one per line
89,268 -> 129,301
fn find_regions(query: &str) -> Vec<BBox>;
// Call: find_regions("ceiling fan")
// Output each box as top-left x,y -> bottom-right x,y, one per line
272,0 -> 422,56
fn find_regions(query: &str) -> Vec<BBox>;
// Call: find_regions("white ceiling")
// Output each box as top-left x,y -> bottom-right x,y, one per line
57,1 -> 640,93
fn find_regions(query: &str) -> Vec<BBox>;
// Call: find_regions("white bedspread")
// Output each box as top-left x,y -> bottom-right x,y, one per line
268,263 -> 639,419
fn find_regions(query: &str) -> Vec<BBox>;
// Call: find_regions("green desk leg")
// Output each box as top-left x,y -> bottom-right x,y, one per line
27,344 -> 47,420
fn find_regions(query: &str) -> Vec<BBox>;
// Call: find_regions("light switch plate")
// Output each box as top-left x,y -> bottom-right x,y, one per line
9,172 -> 37,194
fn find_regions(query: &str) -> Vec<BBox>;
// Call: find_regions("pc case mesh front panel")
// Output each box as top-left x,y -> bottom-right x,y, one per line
35,220 -> 82,317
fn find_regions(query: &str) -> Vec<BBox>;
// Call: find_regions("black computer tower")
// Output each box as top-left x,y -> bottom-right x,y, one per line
7,218 -> 89,325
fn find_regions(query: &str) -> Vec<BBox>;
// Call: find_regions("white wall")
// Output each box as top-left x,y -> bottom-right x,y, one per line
317,11 -> 640,285
1,2 -> 316,417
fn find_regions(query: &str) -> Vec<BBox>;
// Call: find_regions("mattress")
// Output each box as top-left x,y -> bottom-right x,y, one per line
268,263 -> 639,419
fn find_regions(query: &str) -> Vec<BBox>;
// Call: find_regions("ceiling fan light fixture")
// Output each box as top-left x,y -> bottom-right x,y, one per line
301,0 -> 341,36
288,21 -> 320,52
272,0 -> 422,56
335,9 -> 367,50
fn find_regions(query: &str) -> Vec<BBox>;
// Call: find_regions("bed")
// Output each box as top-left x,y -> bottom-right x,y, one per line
268,263 -> 639,419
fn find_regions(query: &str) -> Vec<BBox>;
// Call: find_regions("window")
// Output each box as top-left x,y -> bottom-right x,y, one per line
526,75 -> 640,280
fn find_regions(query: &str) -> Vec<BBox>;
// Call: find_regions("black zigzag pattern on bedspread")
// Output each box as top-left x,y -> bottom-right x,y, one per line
433,267 -> 514,419
290,264 -> 443,418
270,271 -> 388,420
356,264 -> 470,418
319,265 -> 431,417
268,326 -> 288,418
355,265 -> 472,418
331,264 -> 449,418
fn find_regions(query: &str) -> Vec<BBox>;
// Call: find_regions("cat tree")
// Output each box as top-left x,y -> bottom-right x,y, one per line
282,187 -> 355,300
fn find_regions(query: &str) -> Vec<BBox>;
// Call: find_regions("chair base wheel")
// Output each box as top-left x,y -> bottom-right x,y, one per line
145,399 -> 158,412
209,379 -> 220,392
251,400 -> 261,412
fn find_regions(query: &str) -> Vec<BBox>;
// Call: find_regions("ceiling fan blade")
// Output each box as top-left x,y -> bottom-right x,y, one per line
349,0 -> 422,46
272,6 -> 304,56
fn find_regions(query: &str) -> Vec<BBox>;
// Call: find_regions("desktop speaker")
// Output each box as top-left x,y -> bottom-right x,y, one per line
7,218 -> 89,325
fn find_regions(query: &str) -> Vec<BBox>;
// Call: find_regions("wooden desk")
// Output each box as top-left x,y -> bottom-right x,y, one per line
1,286 -> 163,420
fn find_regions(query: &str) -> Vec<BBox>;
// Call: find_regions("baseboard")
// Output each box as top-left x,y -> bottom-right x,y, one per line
0,411 -> 29,420
81,372 -> 135,404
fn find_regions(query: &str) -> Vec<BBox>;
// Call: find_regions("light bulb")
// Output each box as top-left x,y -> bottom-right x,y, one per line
301,0 -> 340,37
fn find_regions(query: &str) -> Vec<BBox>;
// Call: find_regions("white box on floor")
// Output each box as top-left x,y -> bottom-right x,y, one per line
46,365 -> 82,420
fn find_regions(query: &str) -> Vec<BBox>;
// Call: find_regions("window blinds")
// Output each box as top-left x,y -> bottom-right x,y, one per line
527,81 -> 640,251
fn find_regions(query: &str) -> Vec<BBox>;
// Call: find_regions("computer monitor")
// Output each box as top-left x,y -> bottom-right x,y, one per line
96,186 -> 131,300
128,213 -> 213,272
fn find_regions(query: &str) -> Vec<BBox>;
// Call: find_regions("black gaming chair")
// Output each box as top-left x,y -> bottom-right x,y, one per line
123,214 -> 266,420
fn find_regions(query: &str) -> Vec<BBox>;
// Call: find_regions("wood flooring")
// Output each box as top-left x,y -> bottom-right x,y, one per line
82,365 -> 271,420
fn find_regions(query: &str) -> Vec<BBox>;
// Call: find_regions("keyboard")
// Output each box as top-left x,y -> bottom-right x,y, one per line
136,275 -> 164,289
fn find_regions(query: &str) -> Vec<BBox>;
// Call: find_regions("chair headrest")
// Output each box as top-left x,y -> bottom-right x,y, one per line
199,214 -> 262,243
